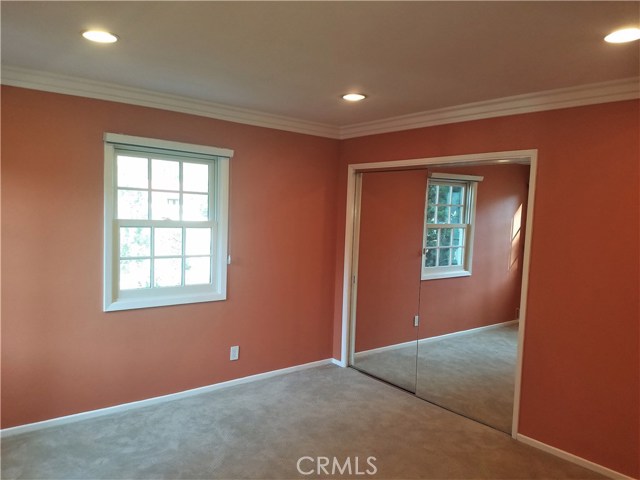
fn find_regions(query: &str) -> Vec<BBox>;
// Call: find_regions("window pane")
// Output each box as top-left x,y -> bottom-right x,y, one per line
186,228 -> 211,255
183,194 -> 209,221
453,228 -> 465,246
120,259 -> 150,290
428,185 -> 438,204
450,206 -> 462,224
152,192 -> 180,220
426,205 -> 436,224
117,155 -> 148,189
438,248 -> 451,266
451,248 -> 463,266
440,228 -> 452,246
151,159 -> 179,191
185,257 -> 211,285
425,249 -> 437,268
437,206 -> 449,224
451,186 -> 464,205
118,190 -> 148,219
155,228 -> 182,256
426,228 -> 438,247
154,258 -> 182,287
438,185 -> 451,204
183,163 -> 209,193
120,227 -> 150,258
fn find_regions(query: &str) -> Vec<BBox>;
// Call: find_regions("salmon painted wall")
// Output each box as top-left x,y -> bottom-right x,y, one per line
354,170 -> 425,352
1,86 -> 339,428
419,164 -> 529,339
334,101 -> 639,477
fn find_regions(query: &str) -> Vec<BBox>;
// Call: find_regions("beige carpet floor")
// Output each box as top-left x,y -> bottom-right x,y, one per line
1,365 -> 601,479
417,323 -> 518,433
353,323 -> 518,433
353,343 -> 419,393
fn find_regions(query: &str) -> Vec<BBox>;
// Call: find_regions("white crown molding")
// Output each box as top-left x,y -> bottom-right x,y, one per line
0,66 -> 341,139
339,77 -> 640,139
2,65 -> 638,140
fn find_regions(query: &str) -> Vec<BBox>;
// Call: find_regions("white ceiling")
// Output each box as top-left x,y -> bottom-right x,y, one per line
2,1 -> 639,127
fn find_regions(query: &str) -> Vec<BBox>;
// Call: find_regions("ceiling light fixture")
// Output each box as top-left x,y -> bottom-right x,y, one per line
82,30 -> 119,44
342,93 -> 366,102
604,27 -> 640,43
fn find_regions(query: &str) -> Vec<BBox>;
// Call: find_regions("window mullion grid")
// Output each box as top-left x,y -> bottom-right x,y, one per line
209,163 -> 216,286
436,226 -> 441,267
147,155 -> 153,219
211,222 -> 217,288
147,156 -> 154,288
434,182 -> 441,225
106,141 -> 230,311
112,154 -> 121,291
449,222 -> 465,264
210,162 -> 216,221
149,227 -> 156,289
424,223 -> 439,267
182,225 -> 187,287
440,222 -> 449,266
114,219 -> 121,292
179,160 -> 186,287
422,180 -> 474,277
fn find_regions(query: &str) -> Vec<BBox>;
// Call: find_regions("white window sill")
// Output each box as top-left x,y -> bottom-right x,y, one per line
421,270 -> 471,281
104,291 -> 226,312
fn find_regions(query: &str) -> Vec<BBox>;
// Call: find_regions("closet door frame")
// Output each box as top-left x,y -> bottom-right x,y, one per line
340,149 -> 538,439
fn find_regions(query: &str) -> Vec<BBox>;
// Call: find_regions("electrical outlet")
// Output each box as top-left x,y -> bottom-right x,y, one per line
230,345 -> 239,361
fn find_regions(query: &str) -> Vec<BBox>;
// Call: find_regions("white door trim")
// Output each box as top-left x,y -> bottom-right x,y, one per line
339,149 -> 538,439
347,173 -> 364,366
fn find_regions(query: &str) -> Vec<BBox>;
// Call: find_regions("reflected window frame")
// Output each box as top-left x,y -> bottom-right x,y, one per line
421,173 -> 483,281
103,133 -> 232,312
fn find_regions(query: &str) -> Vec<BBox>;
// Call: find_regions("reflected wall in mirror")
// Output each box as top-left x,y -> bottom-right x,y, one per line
351,170 -> 426,392
416,164 -> 529,433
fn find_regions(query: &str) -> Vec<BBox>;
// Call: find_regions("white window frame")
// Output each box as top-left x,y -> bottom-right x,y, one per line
103,133 -> 233,312
421,172 -> 483,281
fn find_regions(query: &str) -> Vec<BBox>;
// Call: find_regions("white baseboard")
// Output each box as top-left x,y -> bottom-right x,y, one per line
516,434 -> 637,480
419,318 -> 519,344
354,339 -> 417,359
354,319 -> 519,358
331,357 -> 347,367
1,358 -> 338,438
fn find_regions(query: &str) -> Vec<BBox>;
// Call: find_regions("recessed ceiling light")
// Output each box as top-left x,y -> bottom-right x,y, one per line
342,93 -> 366,102
82,30 -> 119,44
604,27 -> 640,43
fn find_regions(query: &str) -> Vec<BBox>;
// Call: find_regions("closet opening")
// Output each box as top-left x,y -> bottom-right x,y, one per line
340,150 -> 537,437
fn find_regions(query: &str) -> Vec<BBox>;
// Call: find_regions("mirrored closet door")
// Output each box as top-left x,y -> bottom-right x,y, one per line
349,163 -> 529,434
414,164 -> 528,433
350,169 -> 427,392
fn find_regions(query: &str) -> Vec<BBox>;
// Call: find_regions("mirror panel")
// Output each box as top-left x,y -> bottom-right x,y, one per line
415,164 -> 529,433
416,323 -> 519,432
351,170 -> 427,392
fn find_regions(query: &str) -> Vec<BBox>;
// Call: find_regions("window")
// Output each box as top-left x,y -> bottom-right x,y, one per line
422,173 -> 482,280
103,134 -> 232,311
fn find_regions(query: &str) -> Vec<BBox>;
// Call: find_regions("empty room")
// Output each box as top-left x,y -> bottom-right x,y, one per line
1,2 -> 638,479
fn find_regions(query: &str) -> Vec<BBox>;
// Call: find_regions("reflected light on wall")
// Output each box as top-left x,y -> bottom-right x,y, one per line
509,204 -> 523,270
